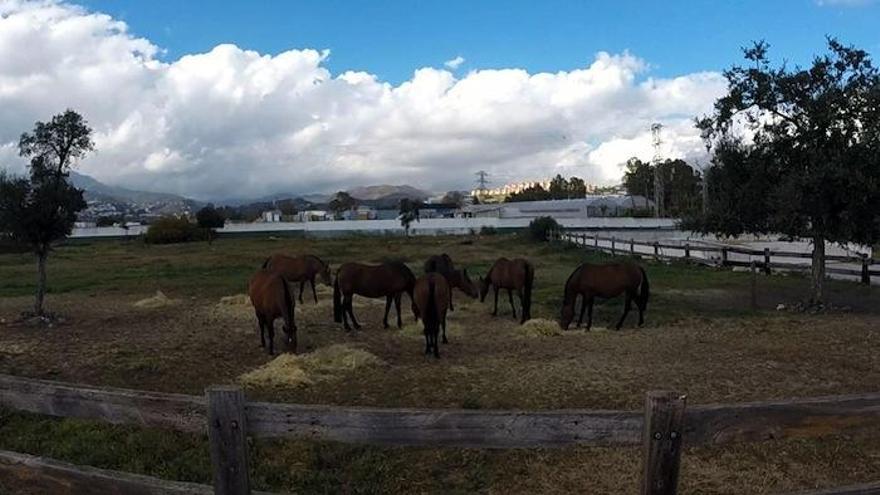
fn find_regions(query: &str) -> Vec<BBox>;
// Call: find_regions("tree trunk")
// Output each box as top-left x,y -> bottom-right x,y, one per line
34,249 -> 48,316
810,235 -> 825,306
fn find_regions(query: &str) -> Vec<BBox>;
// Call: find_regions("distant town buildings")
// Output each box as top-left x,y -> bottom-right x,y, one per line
471,178 -> 597,202
459,196 -> 654,219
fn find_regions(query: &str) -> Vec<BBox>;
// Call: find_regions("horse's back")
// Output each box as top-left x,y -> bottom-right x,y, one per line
338,261 -> 413,297
266,253 -> 313,280
414,273 -> 449,319
249,269 -> 288,317
575,262 -> 643,297
490,257 -> 529,288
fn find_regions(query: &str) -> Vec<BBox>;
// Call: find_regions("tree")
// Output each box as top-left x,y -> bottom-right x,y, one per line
0,110 -> 92,317
692,39 -> 880,304
440,191 -> 466,207
399,198 -> 422,236
328,191 -> 356,219
568,176 -> 588,198
506,184 -> 551,202
623,158 -> 702,217
196,204 -> 225,244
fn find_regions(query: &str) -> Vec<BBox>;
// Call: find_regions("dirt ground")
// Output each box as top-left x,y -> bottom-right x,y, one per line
0,234 -> 879,494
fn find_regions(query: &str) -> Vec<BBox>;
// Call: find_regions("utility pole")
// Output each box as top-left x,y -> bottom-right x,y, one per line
475,170 -> 490,194
651,123 -> 664,218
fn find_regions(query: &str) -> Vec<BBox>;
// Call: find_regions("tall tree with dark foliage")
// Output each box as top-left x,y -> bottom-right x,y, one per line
691,39 -> 880,304
0,110 -> 92,317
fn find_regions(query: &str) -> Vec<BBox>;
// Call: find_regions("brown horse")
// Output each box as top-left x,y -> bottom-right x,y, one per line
411,273 -> 450,358
559,262 -> 649,331
248,269 -> 297,354
424,253 -> 479,313
263,254 -> 332,304
479,257 -> 534,324
333,261 -> 416,331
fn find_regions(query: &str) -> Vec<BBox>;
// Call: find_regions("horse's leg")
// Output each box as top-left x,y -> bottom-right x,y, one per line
394,294 -> 402,328
615,292 -> 633,330
586,296 -> 595,330
449,285 -> 455,312
267,319 -> 276,355
257,314 -> 267,348
507,289 -> 517,320
433,328 -> 440,358
517,288 -> 526,324
346,295 -> 361,330
383,296 -> 392,329
441,314 -> 449,344
311,277 -> 318,304
492,286 -> 499,316
298,280 -> 305,305
341,294 -> 353,331
577,295 -> 587,328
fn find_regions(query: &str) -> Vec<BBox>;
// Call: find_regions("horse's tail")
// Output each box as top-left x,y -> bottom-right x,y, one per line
636,266 -> 650,310
522,261 -> 534,322
261,256 -> 271,269
333,274 -> 342,323
425,277 -> 438,333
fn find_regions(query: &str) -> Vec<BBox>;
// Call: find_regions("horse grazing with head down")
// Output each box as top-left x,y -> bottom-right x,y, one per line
560,262 -> 649,331
411,273 -> 450,358
333,261 -> 416,331
263,254 -> 332,304
424,253 -> 479,312
248,268 -> 297,354
479,257 -> 534,324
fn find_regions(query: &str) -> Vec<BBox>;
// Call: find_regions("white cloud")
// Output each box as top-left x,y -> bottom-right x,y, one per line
0,1 -> 728,200
444,55 -> 465,70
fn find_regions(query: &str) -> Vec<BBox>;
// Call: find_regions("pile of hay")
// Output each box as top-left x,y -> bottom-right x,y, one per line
208,294 -> 254,322
219,294 -> 250,306
133,290 -> 177,309
398,320 -> 465,339
519,318 -> 564,337
239,344 -> 385,389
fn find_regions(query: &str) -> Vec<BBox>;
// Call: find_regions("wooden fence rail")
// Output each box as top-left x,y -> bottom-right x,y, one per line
1,373 -> 880,494
558,232 -> 878,285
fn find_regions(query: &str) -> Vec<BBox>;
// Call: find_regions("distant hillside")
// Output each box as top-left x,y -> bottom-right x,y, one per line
346,184 -> 430,201
70,172 -> 197,206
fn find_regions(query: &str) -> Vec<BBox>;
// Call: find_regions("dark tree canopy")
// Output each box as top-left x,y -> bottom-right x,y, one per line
328,191 -> 357,218
196,204 -> 226,229
691,39 -> 880,303
624,158 -> 702,217
506,175 -> 588,202
398,198 -> 422,236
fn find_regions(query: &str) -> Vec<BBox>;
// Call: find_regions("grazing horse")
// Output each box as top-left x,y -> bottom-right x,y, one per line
424,253 -> 479,312
263,254 -> 332,304
333,261 -> 416,331
559,262 -> 649,331
479,257 -> 534,324
248,269 -> 297,354
411,273 -> 450,358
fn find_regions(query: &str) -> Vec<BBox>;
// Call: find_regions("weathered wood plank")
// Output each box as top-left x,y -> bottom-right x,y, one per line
0,449 -> 213,495
0,374 -> 206,433
207,387 -> 251,495
245,402 -> 642,448
686,392 -> 880,445
783,481 -> 880,495
640,391 -> 686,495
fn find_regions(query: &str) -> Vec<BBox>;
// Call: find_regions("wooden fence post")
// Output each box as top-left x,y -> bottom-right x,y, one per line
750,261 -> 758,311
631,238 -> 635,254
595,235 -> 599,248
207,386 -> 251,495
641,391 -> 687,495
861,254 -> 870,285
653,242 -> 659,260
611,237 -> 616,255
721,248 -> 728,267
684,243 -> 690,261
763,248 -> 771,275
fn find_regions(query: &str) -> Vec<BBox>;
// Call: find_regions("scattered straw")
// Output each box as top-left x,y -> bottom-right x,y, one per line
219,294 -> 250,306
239,344 -> 385,390
133,290 -> 177,309
398,320 -> 465,339
520,318 -> 564,337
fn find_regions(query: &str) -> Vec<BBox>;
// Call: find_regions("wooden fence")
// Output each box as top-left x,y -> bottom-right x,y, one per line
557,232 -> 878,285
0,374 -> 879,494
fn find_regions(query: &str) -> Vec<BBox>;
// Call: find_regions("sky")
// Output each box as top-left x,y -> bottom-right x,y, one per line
1,0 -> 878,201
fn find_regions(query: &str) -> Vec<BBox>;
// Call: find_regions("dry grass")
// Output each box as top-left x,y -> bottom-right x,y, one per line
239,344 -> 385,390
519,318 -> 564,337
132,290 -> 177,309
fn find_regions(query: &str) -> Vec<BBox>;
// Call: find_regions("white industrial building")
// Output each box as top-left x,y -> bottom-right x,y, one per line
459,196 -> 654,219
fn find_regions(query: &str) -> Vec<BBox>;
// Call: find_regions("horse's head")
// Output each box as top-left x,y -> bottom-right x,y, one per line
319,262 -> 333,286
559,302 -> 574,330
478,274 -> 490,302
458,268 -> 479,299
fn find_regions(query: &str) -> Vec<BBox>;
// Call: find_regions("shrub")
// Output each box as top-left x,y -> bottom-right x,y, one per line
480,225 -> 498,236
144,216 -> 204,244
526,216 -> 560,242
